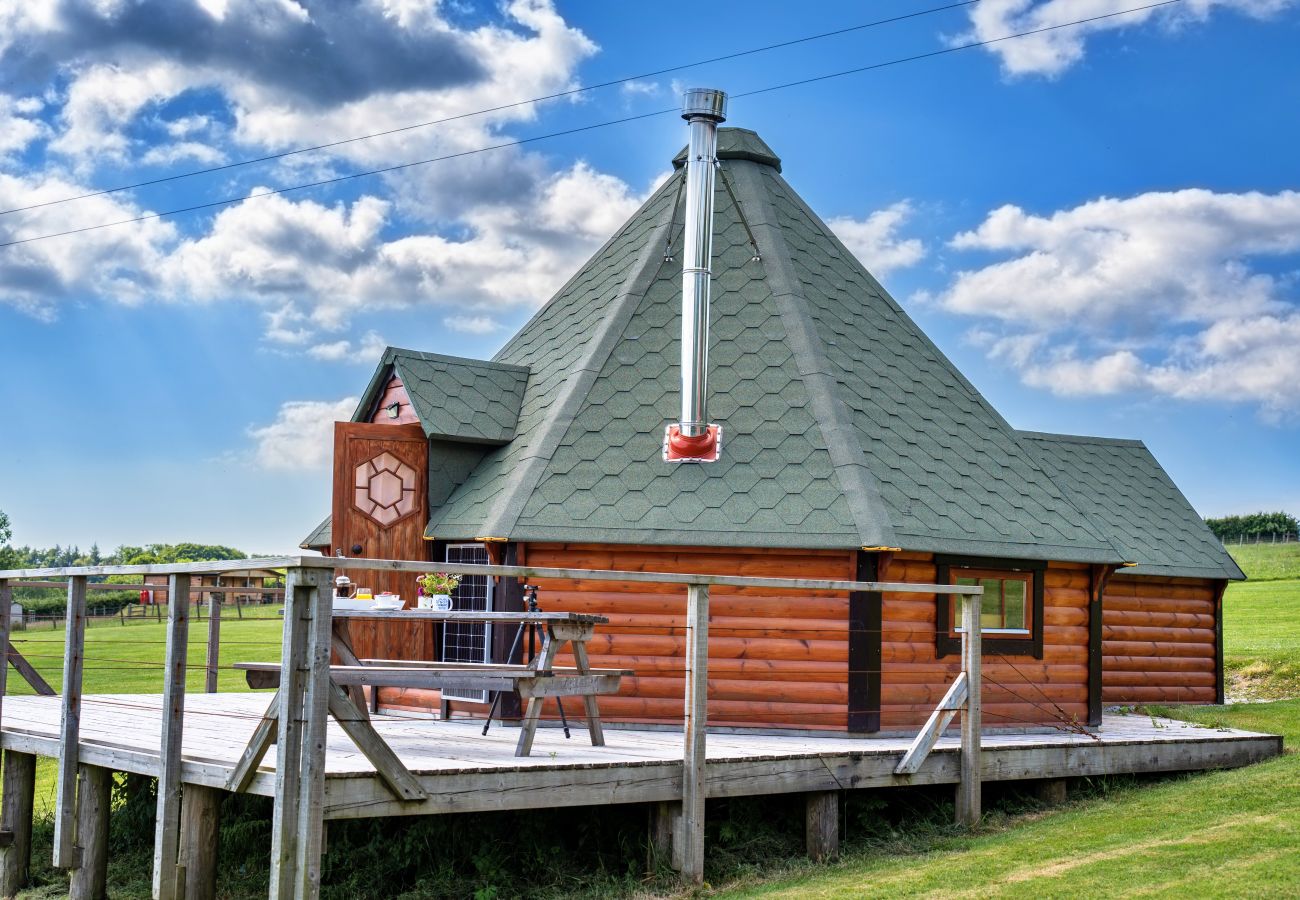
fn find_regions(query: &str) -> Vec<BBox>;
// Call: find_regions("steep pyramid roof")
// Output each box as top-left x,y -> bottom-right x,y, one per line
424,128 -> 1123,563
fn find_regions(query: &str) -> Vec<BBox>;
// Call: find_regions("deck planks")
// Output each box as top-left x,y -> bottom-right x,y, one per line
0,693 -> 1281,819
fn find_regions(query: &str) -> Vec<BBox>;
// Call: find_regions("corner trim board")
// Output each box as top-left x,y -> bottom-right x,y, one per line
847,551 -> 881,733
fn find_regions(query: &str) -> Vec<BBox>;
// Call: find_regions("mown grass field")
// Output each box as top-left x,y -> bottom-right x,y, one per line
1225,540 -> 1300,581
1223,579 -> 1300,699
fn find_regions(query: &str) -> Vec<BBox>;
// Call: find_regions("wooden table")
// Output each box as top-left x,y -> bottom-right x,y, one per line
237,610 -> 628,758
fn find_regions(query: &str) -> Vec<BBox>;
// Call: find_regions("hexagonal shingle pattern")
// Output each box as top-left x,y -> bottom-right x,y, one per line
381,349 -> 527,445
1020,432 -> 1242,579
376,128 -> 1215,570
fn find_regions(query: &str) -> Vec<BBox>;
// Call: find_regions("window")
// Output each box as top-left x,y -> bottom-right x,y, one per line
953,570 -> 1031,634
935,556 -> 1044,659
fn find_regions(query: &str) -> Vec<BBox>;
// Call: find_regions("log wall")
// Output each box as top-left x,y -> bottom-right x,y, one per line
1101,574 -> 1220,705
880,552 -> 1091,731
518,543 -> 853,730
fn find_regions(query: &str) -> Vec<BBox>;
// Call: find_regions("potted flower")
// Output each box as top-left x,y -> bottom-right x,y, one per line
417,572 -> 461,610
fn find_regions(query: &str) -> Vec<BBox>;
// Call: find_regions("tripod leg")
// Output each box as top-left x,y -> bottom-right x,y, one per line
556,697 -> 571,740
483,621 -> 528,736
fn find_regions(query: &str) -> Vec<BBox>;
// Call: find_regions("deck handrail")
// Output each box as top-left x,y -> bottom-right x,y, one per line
0,555 -> 982,597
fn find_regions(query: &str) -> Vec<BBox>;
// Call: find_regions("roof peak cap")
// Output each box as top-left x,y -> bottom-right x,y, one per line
673,127 -> 781,172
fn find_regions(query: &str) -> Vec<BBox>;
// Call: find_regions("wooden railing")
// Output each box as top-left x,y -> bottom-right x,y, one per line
0,555 -> 982,898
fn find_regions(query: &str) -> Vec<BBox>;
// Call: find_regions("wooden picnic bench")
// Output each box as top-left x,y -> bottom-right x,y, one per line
235,609 -> 628,759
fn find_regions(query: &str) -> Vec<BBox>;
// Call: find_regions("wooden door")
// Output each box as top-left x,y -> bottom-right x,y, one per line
332,422 -> 429,607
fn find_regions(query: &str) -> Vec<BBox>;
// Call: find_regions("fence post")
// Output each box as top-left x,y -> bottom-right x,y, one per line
53,575 -> 87,869
956,591 -> 982,827
680,583 -> 709,884
153,573 -> 191,900
205,584 -> 222,694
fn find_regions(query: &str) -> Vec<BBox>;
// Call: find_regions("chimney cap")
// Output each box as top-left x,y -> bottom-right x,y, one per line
681,88 -> 727,122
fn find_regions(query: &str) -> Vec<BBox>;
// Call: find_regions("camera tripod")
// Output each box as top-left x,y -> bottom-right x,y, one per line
481,584 -> 571,739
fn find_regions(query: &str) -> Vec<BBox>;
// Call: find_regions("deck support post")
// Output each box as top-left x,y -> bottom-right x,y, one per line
0,751 -> 36,897
205,585 -> 222,694
269,566 -> 333,900
680,584 -> 709,884
179,785 -> 222,900
648,800 -> 683,873
54,574 -> 87,870
956,592 -> 982,827
153,573 -> 192,900
1034,778 -> 1068,806
805,791 -> 839,861
69,764 -> 111,900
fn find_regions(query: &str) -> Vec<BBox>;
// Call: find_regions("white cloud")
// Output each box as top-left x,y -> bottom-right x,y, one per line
620,80 -> 660,97
0,170 -> 176,319
0,0 -> 649,350
961,0 -> 1297,77
248,397 -> 358,471
827,202 -> 926,278
140,142 -> 226,167
0,95 -> 48,157
155,157 -> 648,341
307,331 -> 388,363
932,188 -> 1300,420
444,314 -> 501,334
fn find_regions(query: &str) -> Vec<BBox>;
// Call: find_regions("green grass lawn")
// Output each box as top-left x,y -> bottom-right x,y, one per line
1223,579 -> 1300,699
1227,540 -> 1300,581
715,701 -> 1300,900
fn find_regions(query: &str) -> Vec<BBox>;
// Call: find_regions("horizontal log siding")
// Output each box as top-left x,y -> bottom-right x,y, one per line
881,552 -> 1090,730
523,543 -> 853,730
1102,574 -> 1219,705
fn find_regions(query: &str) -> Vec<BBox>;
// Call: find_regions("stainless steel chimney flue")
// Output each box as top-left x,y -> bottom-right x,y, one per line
665,87 -> 727,463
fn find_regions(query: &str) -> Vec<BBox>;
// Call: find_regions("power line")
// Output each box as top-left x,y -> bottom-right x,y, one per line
0,0 -> 1184,251
0,0 -> 982,218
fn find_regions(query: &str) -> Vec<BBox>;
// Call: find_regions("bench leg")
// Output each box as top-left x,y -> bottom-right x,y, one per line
569,642 -> 605,747
515,634 -> 560,757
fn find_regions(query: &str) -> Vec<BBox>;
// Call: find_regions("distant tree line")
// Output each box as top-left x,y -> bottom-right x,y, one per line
1205,511 -> 1299,541
0,509 -> 263,615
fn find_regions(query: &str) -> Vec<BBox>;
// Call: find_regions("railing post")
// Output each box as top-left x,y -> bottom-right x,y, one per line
205,581 -> 223,694
956,591 -> 982,826
53,574 -> 86,870
270,565 -> 332,900
681,583 -> 709,883
153,573 -> 191,900
0,578 -> 10,735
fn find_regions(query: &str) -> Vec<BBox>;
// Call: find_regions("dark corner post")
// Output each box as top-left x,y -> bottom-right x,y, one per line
848,552 -> 881,733
1214,579 -> 1228,705
492,544 -> 525,720
153,573 -> 191,900
1087,565 -> 1112,727
54,574 -> 87,871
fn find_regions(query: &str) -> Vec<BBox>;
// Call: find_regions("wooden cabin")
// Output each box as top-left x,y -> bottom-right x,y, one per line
301,127 -> 1241,733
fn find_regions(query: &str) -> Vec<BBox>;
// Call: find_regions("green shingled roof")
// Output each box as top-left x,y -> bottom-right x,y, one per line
355,347 -> 528,445
300,515 -> 331,551
1020,432 -> 1244,580
422,128 -> 1125,563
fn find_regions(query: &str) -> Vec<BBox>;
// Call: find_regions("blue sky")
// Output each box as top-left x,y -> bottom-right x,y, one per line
1,0 -> 1297,553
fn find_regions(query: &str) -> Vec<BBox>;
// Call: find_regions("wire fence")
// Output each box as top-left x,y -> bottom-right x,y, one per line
1222,532 -> 1298,545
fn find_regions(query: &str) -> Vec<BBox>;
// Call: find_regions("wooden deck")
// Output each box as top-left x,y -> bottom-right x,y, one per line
0,693 -> 1281,821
